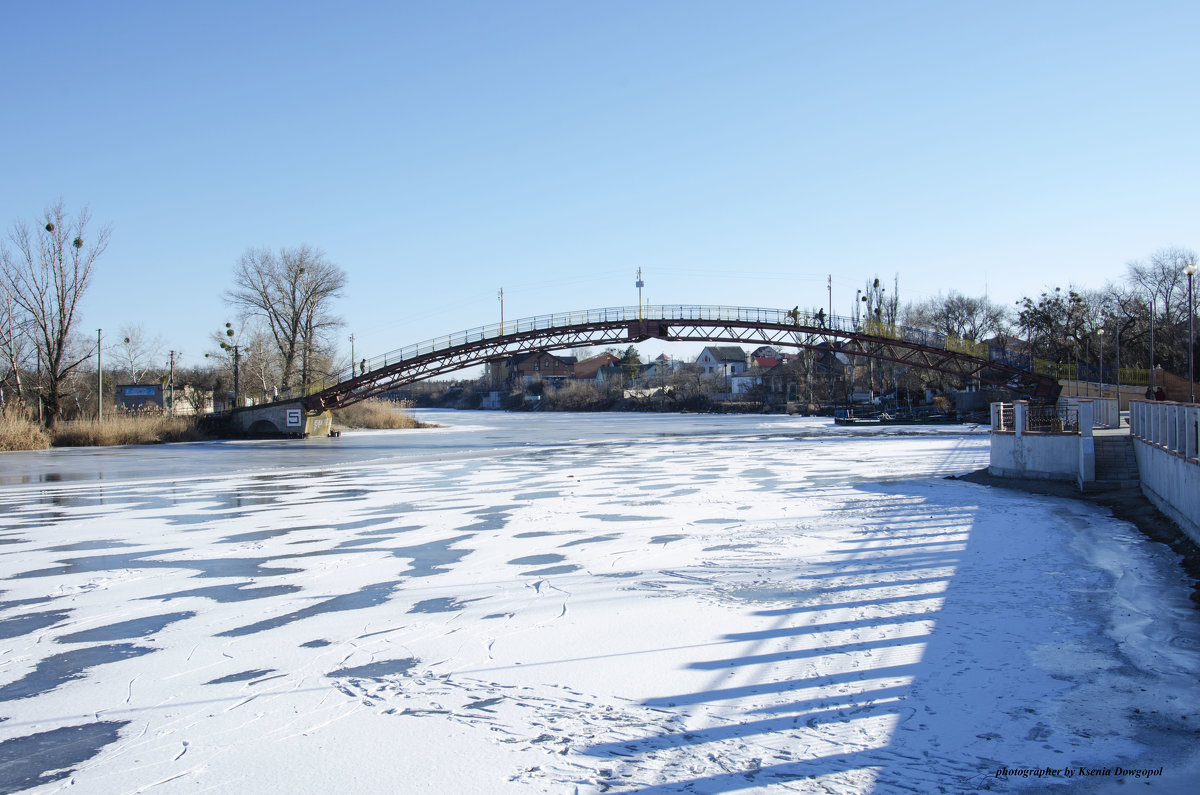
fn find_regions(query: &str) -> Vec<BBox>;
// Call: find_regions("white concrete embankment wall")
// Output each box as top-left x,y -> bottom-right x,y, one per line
1130,401 -> 1200,546
989,401 -> 1095,487
989,433 -> 1080,481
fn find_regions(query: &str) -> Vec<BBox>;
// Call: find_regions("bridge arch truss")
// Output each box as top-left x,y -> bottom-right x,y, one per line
302,305 -> 1061,411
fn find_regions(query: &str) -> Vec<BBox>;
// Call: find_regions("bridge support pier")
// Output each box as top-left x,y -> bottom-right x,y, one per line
228,399 -> 333,437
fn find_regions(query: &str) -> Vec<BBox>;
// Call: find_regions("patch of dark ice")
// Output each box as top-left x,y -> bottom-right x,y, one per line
10,549 -> 303,581
204,669 -> 277,685
0,609 -> 72,640
513,491 -> 560,500
327,658 -> 418,679
388,535 -> 474,577
507,554 -> 566,566
357,524 -> 423,537
143,582 -> 302,603
582,514 -> 666,522
41,540 -> 137,552
408,596 -> 485,614
0,595 -> 55,611
0,644 -> 157,702
55,611 -> 195,643
461,512 -> 510,532
215,580 -> 402,637
558,535 -> 619,547
0,720 -> 131,793
519,564 -> 580,576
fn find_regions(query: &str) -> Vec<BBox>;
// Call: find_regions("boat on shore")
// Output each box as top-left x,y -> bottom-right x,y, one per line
833,407 -> 962,426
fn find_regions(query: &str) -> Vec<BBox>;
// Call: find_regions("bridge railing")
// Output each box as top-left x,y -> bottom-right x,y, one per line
325,304 -> 925,388
249,304 -> 1086,408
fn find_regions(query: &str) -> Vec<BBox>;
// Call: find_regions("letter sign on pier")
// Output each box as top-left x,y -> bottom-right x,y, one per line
285,409 -> 302,428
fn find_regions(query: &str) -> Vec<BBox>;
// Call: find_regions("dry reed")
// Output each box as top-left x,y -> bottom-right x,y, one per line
51,414 -> 207,447
331,399 -> 430,430
0,406 -> 51,451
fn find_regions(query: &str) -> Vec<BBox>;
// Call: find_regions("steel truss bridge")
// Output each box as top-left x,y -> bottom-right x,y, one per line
299,305 -> 1061,412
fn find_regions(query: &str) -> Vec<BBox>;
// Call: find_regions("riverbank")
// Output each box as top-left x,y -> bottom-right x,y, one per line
0,399 -> 431,452
955,468 -> 1200,605
0,410 -> 207,451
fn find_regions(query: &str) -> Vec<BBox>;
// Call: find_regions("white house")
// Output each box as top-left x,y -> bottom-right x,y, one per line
696,346 -> 747,376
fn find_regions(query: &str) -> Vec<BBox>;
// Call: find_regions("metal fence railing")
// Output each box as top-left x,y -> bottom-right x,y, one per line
992,402 -> 1080,434
1027,402 -> 1079,433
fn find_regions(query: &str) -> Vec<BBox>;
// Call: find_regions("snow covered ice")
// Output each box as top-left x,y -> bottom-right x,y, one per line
0,411 -> 1198,793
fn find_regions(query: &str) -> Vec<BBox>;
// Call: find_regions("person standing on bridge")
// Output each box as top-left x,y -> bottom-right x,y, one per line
360,359 -> 366,376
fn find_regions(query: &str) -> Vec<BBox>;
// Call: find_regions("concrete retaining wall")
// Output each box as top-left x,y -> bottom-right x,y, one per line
1130,400 -> 1200,545
989,432 -> 1081,481
989,401 -> 1095,487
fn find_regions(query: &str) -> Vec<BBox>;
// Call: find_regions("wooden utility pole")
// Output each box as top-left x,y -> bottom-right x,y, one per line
97,328 -> 102,420
168,350 -> 176,414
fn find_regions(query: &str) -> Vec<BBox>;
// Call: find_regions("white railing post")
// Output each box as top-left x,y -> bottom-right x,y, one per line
1173,404 -> 1184,455
1188,405 -> 1199,461
1014,401 -> 1027,437
1078,400 -> 1094,439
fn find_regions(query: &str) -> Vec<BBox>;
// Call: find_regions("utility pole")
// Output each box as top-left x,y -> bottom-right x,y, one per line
349,334 -> 355,376
97,328 -> 102,421
36,348 -> 42,423
498,288 -> 504,334
827,275 -> 832,326
168,350 -> 176,414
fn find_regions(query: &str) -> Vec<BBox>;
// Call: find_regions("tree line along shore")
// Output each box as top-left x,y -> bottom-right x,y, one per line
3,202 -> 1196,448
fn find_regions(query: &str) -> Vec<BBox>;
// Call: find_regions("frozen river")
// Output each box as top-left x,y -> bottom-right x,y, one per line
0,411 -> 1198,793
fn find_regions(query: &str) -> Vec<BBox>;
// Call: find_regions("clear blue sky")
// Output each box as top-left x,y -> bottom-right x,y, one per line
3,1 -> 1197,369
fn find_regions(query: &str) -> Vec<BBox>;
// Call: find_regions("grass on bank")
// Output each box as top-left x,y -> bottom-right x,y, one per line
0,397 -> 432,452
51,415 -> 210,447
331,398 -> 432,431
0,406 -> 52,451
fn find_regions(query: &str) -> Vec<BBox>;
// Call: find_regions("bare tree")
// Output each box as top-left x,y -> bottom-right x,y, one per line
113,323 -> 163,384
1127,246 -> 1196,375
0,281 -> 33,404
0,202 -> 110,427
241,325 -> 283,395
904,292 -> 1007,343
225,245 -> 347,387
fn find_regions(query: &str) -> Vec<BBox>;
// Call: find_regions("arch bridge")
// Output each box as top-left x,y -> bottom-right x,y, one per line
297,305 -> 1060,412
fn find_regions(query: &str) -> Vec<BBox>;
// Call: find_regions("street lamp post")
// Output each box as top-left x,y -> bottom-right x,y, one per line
1115,323 -> 1121,394
1186,261 -> 1197,404
1097,328 -> 1105,397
